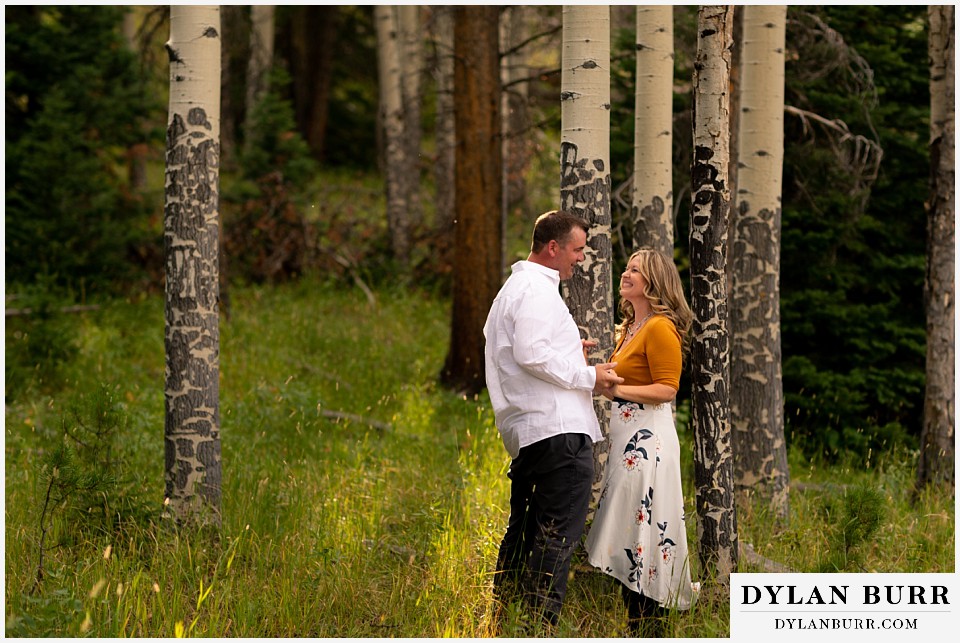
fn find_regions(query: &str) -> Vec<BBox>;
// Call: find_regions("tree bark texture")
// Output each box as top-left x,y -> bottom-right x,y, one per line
164,5 -> 222,528
632,5 -> 674,254
690,5 -> 738,586
918,5 -> 955,491
440,6 -> 502,395
560,5 -> 613,515
376,5 -> 416,264
730,5 -> 790,521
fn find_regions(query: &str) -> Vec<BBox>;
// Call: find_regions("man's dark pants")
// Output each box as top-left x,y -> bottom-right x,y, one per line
493,432 -> 594,625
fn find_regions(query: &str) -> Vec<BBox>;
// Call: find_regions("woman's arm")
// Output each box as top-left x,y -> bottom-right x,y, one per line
602,382 -> 677,405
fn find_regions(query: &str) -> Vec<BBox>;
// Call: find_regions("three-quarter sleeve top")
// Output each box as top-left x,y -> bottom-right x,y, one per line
610,315 -> 682,390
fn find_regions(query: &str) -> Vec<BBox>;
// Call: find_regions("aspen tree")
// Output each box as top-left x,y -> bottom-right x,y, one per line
375,5 -> 412,263
690,4 -> 738,587
560,5 -> 614,510
632,5 -> 674,254
917,5 -> 955,492
163,5 -> 222,528
730,5 -> 790,520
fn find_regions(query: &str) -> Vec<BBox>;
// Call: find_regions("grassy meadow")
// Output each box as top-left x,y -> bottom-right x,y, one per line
4,278 -> 955,638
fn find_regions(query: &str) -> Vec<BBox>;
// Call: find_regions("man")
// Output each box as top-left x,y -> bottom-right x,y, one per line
483,210 -> 622,626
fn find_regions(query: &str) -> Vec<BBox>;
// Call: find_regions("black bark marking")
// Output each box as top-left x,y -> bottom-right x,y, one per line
187,107 -> 211,130
202,26 -> 219,38
167,113 -> 186,146
165,43 -> 184,64
582,60 -> 598,69
561,91 -> 578,101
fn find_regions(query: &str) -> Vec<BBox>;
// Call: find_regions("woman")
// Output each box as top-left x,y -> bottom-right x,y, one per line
584,249 -> 698,633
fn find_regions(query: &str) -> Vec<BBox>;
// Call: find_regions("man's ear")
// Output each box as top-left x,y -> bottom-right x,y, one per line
547,239 -> 559,256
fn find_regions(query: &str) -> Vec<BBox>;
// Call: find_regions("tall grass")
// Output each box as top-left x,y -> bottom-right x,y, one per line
5,279 -> 954,637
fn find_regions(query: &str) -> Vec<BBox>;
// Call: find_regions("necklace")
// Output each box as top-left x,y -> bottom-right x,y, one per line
626,311 -> 654,338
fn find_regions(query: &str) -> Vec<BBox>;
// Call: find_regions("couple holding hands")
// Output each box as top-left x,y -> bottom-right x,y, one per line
484,210 -> 698,633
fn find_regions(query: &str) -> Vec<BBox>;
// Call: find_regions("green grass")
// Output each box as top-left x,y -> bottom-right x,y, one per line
5,279 -> 954,637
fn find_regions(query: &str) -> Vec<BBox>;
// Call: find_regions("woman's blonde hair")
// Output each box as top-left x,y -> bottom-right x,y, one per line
617,249 -> 694,353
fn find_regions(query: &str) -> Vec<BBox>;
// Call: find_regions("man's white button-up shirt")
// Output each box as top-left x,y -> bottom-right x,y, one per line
483,260 -> 604,459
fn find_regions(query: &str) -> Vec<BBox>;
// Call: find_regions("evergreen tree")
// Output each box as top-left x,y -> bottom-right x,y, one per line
5,6 -> 159,294
780,6 -> 929,458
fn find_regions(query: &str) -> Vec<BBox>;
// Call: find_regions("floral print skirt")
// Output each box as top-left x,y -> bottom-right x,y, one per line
585,399 -> 698,610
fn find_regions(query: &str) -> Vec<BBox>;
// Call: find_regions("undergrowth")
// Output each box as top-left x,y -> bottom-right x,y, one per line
4,279 -> 954,637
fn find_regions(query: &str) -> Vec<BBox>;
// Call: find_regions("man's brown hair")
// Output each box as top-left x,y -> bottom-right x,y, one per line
531,210 -> 589,253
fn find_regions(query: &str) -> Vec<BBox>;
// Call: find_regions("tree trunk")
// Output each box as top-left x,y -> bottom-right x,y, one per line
376,5 -> 413,264
559,5 -> 613,516
439,6 -> 502,395
399,5 -> 423,232
427,6 -> 456,275
690,4 -> 738,588
431,6 -> 456,238
244,4 -> 274,137
917,5 -> 955,492
287,7 -> 338,162
730,5 -> 790,521
163,5 -> 222,528
632,5 -> 674,254
501,6 -> 534,231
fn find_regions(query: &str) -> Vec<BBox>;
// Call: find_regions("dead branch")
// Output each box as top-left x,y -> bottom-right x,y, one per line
6,305 -> 100,317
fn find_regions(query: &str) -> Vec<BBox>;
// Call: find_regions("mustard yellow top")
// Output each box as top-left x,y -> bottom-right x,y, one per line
609,315 -> 682,390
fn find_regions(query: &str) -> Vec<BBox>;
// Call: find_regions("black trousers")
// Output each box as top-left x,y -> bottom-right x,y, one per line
494,432 -> 594,624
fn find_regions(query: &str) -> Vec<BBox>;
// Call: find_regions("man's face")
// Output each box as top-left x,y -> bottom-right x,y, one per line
554,227 -> 587,281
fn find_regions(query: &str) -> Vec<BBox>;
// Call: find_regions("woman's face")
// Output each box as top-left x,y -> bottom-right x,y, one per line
620,257 -> 648,302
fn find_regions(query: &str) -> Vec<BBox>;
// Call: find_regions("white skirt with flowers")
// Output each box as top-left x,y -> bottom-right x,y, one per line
585,399 -> 698,610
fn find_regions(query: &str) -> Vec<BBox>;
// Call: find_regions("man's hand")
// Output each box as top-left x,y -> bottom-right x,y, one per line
593,362 -> 623,395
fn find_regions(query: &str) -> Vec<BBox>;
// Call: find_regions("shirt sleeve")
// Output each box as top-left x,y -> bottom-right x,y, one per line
510,289 -> 597,391
645,319 -> 682,390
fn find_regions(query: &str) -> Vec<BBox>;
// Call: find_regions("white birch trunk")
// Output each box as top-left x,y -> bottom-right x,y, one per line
560,5 -> 613,515
163,5 -> 222,528
918,5 -> 955,491
730,5 -> 790,520
690,4 -> 737,588
632,5 -> 674,254
376,5 -> 412,263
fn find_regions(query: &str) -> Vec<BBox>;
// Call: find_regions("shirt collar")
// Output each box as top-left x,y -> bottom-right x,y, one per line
512,260 -> 560,285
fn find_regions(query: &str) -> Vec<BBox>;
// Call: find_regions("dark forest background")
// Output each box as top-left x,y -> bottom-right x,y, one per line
5,5 -> 933,462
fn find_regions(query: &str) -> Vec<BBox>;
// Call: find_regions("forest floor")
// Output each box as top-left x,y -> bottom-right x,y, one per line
4,278 -> 954,637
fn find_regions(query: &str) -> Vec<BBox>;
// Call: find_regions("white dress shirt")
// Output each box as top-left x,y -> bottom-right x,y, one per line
483,260 -> 604,458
